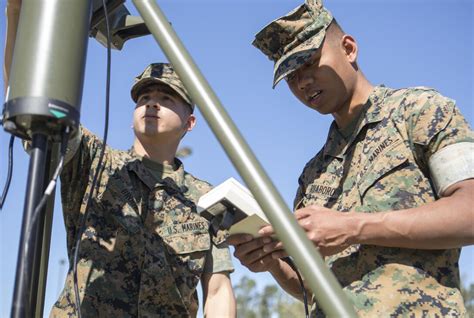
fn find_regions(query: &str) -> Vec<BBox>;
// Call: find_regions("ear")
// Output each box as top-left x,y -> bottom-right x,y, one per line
185,114 -> 196,132
341,34 -> 358,63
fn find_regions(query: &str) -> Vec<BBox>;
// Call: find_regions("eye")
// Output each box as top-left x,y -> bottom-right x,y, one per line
138,93 -> 150,102
160,92 -> 177,104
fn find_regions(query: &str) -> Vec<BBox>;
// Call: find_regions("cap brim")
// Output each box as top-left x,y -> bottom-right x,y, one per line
272,31 -> 326,88
131,78 -> 193,107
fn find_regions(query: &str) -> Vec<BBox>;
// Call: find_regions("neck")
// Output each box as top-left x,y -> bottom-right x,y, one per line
133,137 -> 178,165
333,73 -> 374,129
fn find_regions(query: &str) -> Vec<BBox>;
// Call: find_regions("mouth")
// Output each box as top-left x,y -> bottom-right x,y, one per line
308,90 -> 322,103
143,115 -> 159,119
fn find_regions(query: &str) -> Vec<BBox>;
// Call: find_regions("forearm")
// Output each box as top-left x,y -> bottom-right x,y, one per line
268,259 -> 307,301
203,273 -> 236,318
354,180 -> 474,249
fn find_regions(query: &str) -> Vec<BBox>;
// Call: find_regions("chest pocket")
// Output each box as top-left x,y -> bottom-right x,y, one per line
357,137 -> 409,202
96,173 -> 143,235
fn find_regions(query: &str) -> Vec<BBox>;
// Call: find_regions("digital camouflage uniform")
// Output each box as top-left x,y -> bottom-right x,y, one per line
252,0 -> 473,316
294,86 -> 473,317
51,63 -> 234,317
51,128 -> 234,318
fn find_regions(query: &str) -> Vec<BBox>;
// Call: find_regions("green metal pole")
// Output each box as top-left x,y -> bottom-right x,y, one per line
132,1 -> 356,316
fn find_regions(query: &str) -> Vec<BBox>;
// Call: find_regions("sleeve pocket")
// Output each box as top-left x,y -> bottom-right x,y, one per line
161,230 -> 211,275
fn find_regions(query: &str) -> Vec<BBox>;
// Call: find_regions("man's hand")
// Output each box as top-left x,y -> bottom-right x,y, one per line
227,233 -> 307,301
258,205 -> 358,257
226,234 -> 280,272
260,179 -> 474,253
295,205 -> 356,256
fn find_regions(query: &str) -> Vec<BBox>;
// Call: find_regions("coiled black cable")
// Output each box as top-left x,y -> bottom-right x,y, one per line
72,0 -> 111,316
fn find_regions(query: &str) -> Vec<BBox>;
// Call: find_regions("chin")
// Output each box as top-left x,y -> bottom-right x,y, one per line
144,130 -> 160,138
135,128 -> 159,138
306,104 -> 327,115
316,109 -> 332,115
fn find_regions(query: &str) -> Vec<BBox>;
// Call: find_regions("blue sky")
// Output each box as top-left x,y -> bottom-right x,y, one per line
1,0 -> 473,316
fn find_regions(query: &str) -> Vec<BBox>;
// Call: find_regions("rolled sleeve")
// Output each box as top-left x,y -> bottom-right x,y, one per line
203,243 -> 234,274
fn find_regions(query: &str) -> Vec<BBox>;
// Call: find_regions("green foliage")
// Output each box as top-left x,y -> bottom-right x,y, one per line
234,276 -> 305,318
234,276 -> 258,318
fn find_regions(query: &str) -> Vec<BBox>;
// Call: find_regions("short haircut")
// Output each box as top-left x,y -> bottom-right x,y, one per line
326,19 -> 345,45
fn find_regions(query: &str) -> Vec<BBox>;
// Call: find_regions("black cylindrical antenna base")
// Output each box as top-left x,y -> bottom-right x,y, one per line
3,97 -> 80,140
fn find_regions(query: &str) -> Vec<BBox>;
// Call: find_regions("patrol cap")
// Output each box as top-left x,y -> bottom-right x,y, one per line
131,63 -> 194,110
252,0 -> 333,88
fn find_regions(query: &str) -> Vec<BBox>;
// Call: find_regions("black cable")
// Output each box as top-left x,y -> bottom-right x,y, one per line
0,134 -> 15,210
282,257 -> 310,318
14,126 -> 71,313
27,127 -> 71,232
72,0 -> 111,316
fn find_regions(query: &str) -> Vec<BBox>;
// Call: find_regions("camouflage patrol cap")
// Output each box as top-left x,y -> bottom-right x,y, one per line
131,63 -> 194,110
253,0 -> 333,88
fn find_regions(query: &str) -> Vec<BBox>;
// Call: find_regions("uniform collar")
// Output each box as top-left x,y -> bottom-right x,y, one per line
126,148 -> 186,192
323,85 -> 389,159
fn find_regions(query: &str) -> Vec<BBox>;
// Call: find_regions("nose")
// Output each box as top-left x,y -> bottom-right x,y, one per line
145,101 -> 160,110
296,69 -> 314,91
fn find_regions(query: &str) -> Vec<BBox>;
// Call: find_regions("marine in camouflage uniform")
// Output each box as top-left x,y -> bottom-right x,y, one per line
293,86 -> 472,316
228,0 -> 474,317
51,63 -> 235,317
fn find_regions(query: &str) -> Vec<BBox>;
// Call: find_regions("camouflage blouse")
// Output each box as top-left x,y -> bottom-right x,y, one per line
51,128 -> 234,317
294,86 -> 473,317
